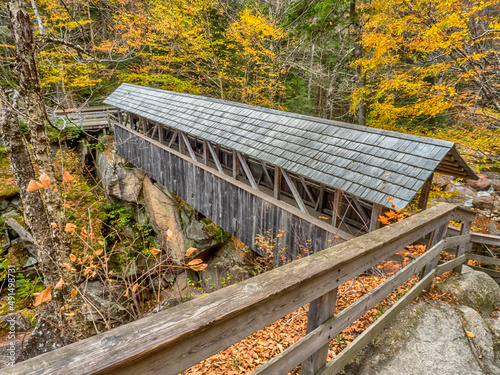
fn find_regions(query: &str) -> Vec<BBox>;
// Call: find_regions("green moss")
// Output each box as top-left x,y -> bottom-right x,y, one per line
0,146 -> 19,199
201,218 -> 230,243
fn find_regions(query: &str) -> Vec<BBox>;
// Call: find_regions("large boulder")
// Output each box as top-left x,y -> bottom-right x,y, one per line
96,150 -> 145,203
198,238 -> 254,291
346,268 -> 500,375
140,178 -> 185,261
440,266 -> 500,315
346,302 -> 490,375
466,174 -> 493,191
472,195 -> 500,212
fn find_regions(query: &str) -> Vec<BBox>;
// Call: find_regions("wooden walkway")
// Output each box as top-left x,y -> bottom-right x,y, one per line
6,203 -> 500,375
49,106 -> 114,132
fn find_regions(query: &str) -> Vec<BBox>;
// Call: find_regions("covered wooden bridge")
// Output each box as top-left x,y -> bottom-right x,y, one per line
104,83 -> 476,257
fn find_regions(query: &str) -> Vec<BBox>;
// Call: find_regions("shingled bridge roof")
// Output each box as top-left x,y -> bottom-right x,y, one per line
105,83 -> 477,210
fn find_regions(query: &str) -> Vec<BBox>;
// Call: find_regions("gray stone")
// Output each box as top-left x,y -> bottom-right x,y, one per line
467,174 -> 493,190
458,306 -> 500,374
23,257 -> 37,268
440,266 -> 500,315
140,178 -> 184,261
1,211 -> 19,220
96,150 -> 145,202
0,312 -> 32,333
472,195 -> 500,211
81,280 -> 127,323
346,302 -> 486,375
199,239 -> 254,292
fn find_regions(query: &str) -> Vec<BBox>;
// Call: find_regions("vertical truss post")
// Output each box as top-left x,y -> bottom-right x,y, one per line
332,189 -> 343,227
274,165 -> 282,200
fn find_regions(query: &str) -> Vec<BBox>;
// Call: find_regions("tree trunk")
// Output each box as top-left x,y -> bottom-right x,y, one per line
7,0 -> 85,359
350,0 -> 366,126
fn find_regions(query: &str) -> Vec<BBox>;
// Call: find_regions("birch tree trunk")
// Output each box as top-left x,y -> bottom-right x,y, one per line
5,0 -> 86,360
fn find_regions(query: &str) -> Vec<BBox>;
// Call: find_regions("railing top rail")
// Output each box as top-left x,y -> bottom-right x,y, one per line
4,204 -> 475,375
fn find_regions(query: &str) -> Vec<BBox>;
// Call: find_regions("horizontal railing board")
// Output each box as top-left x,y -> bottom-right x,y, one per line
467,253 -> 500,267
252,234 -> 470,375
4,204 -> 464,375
471,233 -> 500,247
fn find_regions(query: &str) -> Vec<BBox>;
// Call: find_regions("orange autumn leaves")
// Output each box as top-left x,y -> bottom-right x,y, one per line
26,171 -> 75,193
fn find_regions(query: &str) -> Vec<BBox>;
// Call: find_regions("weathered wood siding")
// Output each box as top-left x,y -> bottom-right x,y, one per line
115,125 -> 343,258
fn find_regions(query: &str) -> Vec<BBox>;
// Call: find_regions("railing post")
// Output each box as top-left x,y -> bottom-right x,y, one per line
420,222 -> 448,287
301,288 -> 338,375
454,220 -> 472,273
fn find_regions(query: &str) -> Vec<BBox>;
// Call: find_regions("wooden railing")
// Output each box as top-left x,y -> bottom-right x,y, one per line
4,203 -> 499,375
49,106 -> 115,131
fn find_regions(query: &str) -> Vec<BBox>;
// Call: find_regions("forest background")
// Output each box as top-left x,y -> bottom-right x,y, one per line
1,0 -> 500,167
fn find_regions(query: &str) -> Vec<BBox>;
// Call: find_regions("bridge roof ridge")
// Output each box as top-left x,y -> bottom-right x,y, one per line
104,83 -> 477,209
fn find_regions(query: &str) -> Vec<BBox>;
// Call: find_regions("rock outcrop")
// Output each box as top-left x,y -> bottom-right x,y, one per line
346,267 -> 500,375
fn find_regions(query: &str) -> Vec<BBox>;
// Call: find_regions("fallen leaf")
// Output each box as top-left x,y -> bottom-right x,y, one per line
63,203 -> 71,208
51,184 -> 58,191
34,286 -> 52,307
65,223 -> 77,234
98,240 -> 104,246
466,330 -> 475,338
51,223 -> 58,228
166,229 -> 173,241
187,258 -> 203,266
55,278 -> 65,290
26,180 -> 44,192
190,263 -> 208,271
81,227 -> 89,237
63,171 -> 75,183
70,288 -> 78,298
64,311 -> 75,317
69,254 -> 77,262
132,284 -> 139,293
151,248 -> 161,256
39,173 -> 51,188
95,249 -> 103,256
185,247 -> 197,257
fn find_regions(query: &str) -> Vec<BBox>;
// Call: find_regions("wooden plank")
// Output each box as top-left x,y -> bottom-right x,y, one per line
180,132 -> 197,161
299,175 -> 316,204
454,220 -> 471,272
350,195 -> 370,225
252,235 -> 465,375
470,233 -> 500,247
281,168 -> 307,213
417,173 -> 433,211
315,184 -> 325,212
207,141 -> 224,174
168,131 -> 178,148
233,150 -> 239,180
237,152 -> 259,190
437,254 -> 467,275
260,160 -> 273,187
369,203 -> 382,232
332,189 -> 342,227
317,270 -> 437,375
274,165 -> 282,200
467,265 -> 500,279
6,197 -> 459,375
467,253 -> 500,267
422,222 -> 448,279
301,289 -> 338,375
203,140 -> 209,165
